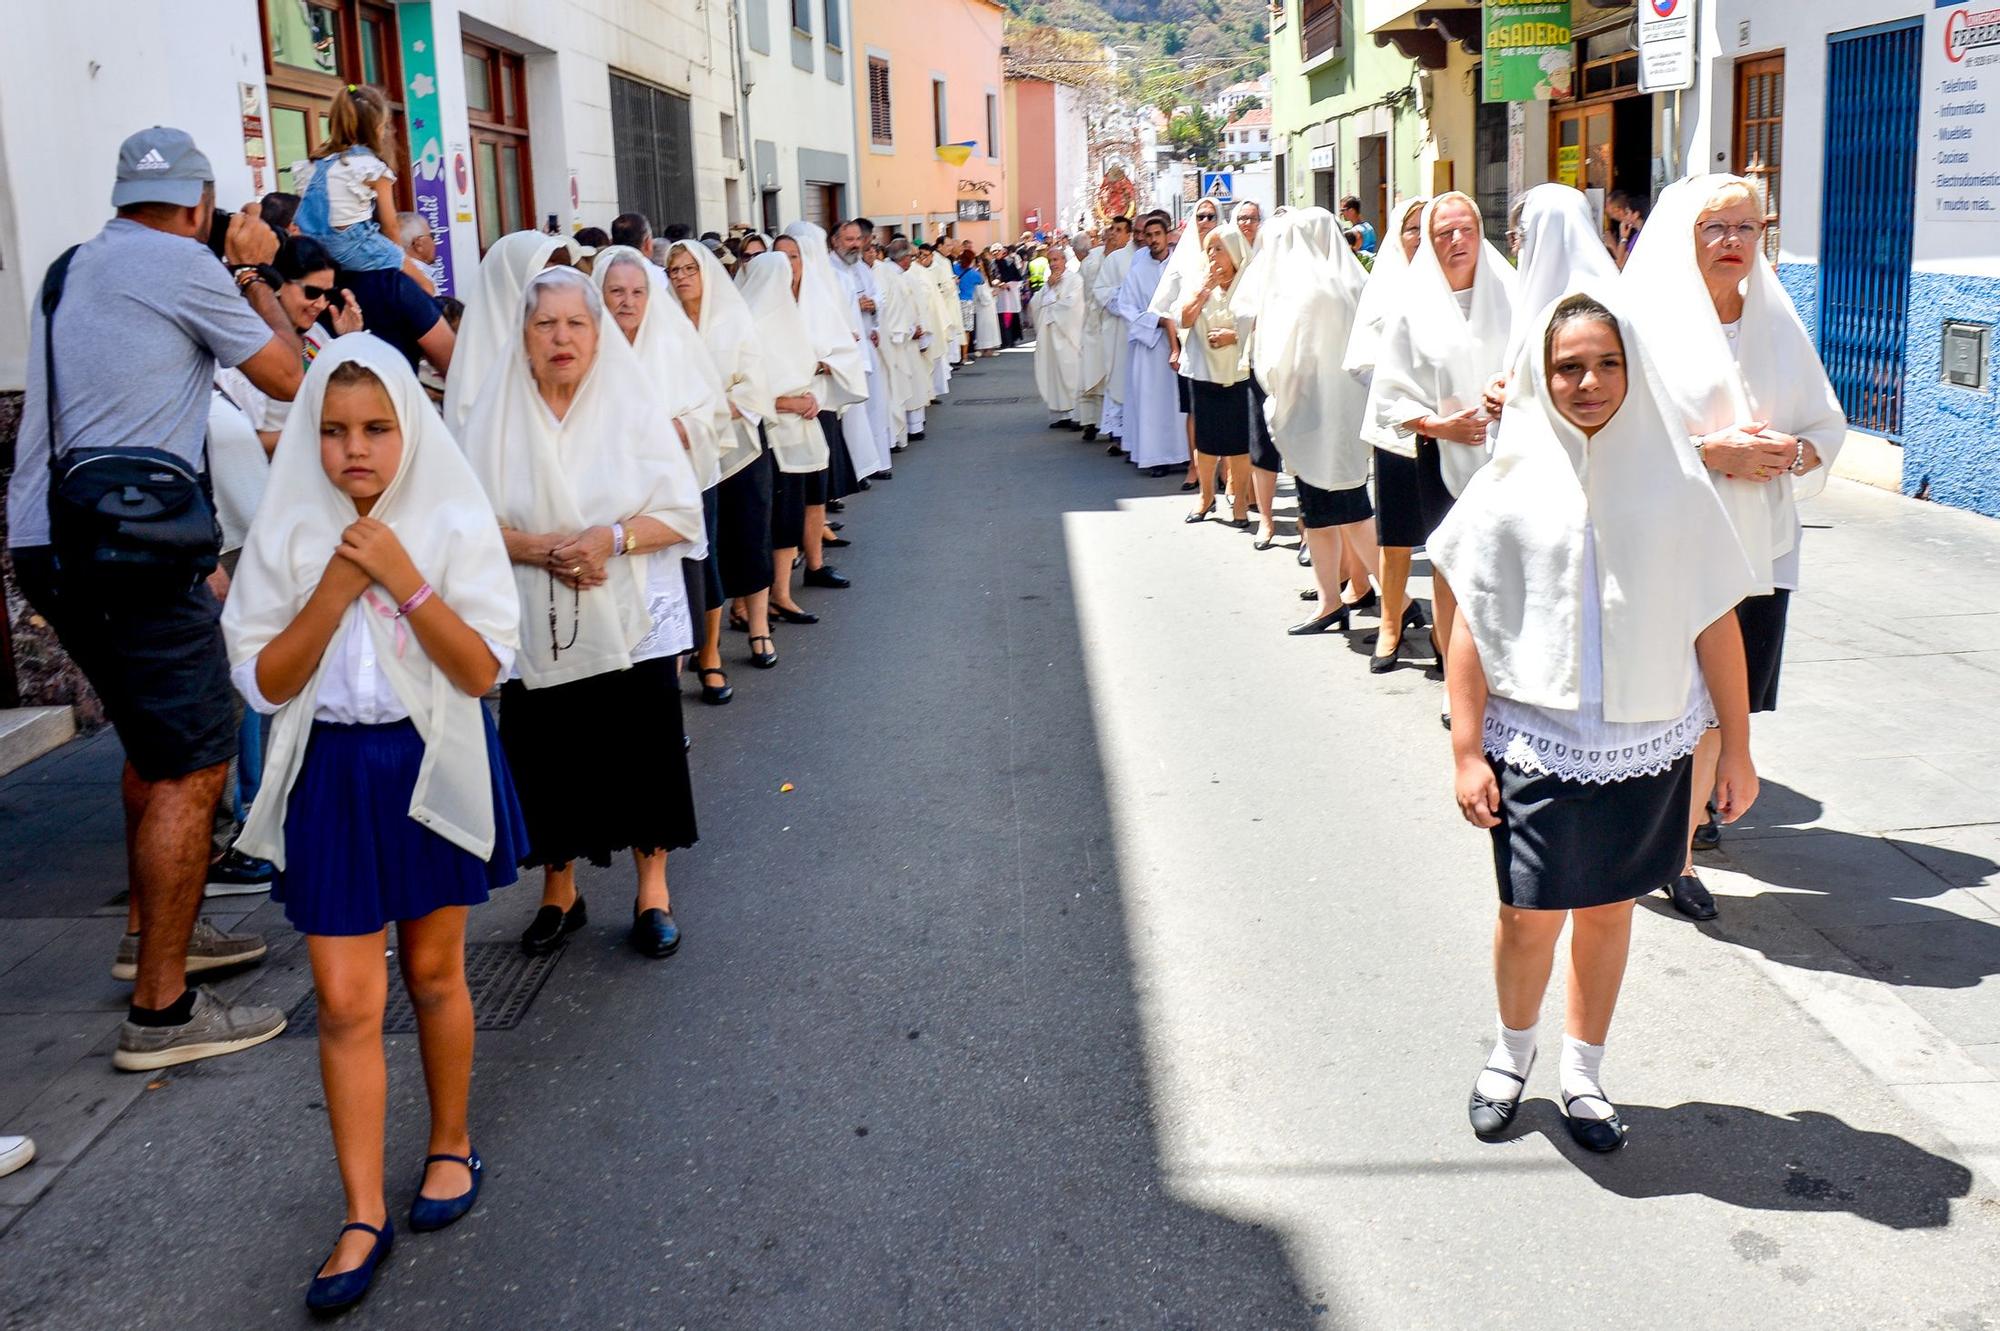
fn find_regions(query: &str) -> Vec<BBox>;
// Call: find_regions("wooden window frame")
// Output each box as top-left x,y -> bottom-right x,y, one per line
258,0 -> 412,205
1300,0 -> 1342,64
1733,53 -> 1785,262
868,55 -> 894,148
463,35 -> 535,252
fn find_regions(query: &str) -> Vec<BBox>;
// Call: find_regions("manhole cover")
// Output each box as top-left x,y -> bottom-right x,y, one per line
287,941 -> 562,1035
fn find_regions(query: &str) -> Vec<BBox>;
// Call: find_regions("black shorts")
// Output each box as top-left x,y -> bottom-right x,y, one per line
13,546 -> 236,781
1736,590 -> 1790,713
1296,478 -> 1373,530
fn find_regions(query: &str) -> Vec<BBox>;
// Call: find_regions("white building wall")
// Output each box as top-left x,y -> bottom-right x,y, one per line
1052,82 -> 1090,232
738,0 -> 857,230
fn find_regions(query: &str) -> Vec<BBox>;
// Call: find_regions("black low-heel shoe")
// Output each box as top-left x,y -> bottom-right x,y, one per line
305,1220 -> 393,1314
747,634 -> 778,669
695,667 -> 732,705
1469,1060 -> 1532,1137
1562,1092 -> 1627,1153
1346,588 -> 1380,614
1692,801 -> 1721,851
1287,607 -> 1352,636
1403,600 -> 1430,632
771,604 -> 819,625
1664,873 -> 1718,920
408,1150 -> 482,1232
1368,636 -> 1408,675
520,895 -> 587,956
630,906 -> 680,958
803,565 -> 851,589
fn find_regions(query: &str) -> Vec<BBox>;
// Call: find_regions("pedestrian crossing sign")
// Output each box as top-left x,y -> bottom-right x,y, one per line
1201,172 -> 1234,202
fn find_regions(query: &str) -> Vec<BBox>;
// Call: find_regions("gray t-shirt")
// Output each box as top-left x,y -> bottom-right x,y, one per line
7,219 -> 275,548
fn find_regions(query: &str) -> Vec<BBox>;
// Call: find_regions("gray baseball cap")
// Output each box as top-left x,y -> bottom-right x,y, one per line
110,127 -> 214,208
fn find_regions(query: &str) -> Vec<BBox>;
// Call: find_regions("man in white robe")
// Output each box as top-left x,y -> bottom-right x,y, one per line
829,218 -> 897,476
1034,246 -> 1087,428
913,243 -> 958,401
1091,217 -> 1136,446
1074,236 -> 1108,438
1107,213 -> 1184,474
877,238 -> 933,442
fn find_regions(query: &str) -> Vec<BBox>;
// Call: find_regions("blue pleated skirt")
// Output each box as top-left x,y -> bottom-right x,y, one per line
271,714 -> 528,937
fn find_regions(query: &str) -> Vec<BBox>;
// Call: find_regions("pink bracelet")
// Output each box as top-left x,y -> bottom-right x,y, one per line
394,583 -> 434,618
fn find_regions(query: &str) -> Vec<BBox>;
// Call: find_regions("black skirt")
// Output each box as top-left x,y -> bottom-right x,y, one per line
1736,590 -> 1790,713
1296,477 -> 1373,529
823,410 -> 859,499
771,466 -> 825,548
1373,446 -> 1425,548
1488,755 -> 1693,911
682,484 -> 724,615
1414,436 -> 1457,538
1190,378 -> 1253,456
1176,374 -> 1193,414
1248,377 -> 1284,471
717,447 -> 776,598
499,657 -> 699,868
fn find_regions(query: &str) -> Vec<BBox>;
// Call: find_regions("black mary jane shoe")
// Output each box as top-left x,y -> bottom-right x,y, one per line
803,565 -> 851,590
520,895 -> 587,956
408,1150 -> 482,1232
1561,1092 -> 1627,1153
630,906 -> 681,959
1692,801 -> 1722,851
695,667 -> 732,706
1664,873 -> 1719,921
1468,1058 -> 1533,1137
305,1219 -> 393,1314
771,604 -> 820,625
1288,607 -> 1352,636
748,635 -> 778,669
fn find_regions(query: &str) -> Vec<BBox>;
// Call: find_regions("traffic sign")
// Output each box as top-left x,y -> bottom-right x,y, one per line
1200,171 -> 1234,202
1638,0 -> 1696,93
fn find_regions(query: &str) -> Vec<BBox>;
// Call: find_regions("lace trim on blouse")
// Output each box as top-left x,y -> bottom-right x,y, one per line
1483,690 -> 1714,784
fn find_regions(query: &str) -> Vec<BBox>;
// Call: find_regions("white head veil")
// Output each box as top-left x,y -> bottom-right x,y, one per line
1430,287 -> 1758,722
1147,200 -> 1224,328
1182,223 -> 1253,386
446,230 -> 581,431
668,238 -> 773,481
1621,174 -> 1848,590
781,221 -> 869,404
224,334 -> 521,866
1508,184 -> 1622,366
1248,208 -> 1374,492
462,266 -> 705,688
1343,195 -> 1429,382
737,251 -> 832,474
590,244 -> 733,490
1362,191 -> 1517,494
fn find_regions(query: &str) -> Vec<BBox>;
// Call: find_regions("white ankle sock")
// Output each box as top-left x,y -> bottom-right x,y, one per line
1560,1034 -> 1613,1120
1474,1018 -> 1538,1101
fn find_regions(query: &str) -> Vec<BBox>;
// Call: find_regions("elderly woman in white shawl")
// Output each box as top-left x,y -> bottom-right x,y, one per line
592,245 -> 734,709
739,249 -> 842,641
1153,199 -> 1223,491
1343,197 -> 1431,669
1241,209 -> 1382,635
667,237 -> 781,675
1177,224 -> 1259,527
1622,174 -> 1847,920
443,230 -> 580,431
1033,244 -> 1087,429
1363,191 -> 1517,685
464,266 -> 706,962
1431,289 -> 1759,1154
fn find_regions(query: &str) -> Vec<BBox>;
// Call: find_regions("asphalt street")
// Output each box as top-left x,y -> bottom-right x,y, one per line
2,347 -> 1999,1330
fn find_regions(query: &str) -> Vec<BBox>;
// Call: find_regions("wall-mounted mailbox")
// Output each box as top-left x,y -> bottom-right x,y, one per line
1943,321 -> 1990,392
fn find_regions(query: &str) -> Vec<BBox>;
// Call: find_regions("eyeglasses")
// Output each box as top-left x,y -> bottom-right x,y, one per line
1698,221 -> 1764,245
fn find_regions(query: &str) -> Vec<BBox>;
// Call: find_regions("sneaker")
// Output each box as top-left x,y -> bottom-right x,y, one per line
205,848 -> 276,898
0,1135 -> 34,1179
111,918 -> 269,982
112,986 -> 286,1072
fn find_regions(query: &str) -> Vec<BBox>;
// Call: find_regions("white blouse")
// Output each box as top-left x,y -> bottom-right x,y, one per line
1483,528 -> 1715,784
234,613 -> 514,723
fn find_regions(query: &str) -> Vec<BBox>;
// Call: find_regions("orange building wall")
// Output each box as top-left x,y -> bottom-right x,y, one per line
848,0 -> 1007,245
1004,79 -> 1057,236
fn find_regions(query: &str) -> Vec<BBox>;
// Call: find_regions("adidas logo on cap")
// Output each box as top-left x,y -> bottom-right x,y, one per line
135,148 -> 169,170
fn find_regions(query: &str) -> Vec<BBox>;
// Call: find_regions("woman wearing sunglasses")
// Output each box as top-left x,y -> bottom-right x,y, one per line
217,234 -> 365,449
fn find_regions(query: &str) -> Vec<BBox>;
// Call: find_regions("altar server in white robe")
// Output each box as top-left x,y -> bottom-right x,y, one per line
1363,191 -> 1517,685
1108,213 -> 1186,475
915,244 -> 962,394
1033,245 -> 1087,428
1092,217 -> 1136,444
817,219 -> 898,471
1073,237 -> 1109,437
875,238 -> 933,442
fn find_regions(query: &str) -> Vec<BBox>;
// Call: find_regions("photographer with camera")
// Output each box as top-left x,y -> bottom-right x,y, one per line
6,127 -> 305,1070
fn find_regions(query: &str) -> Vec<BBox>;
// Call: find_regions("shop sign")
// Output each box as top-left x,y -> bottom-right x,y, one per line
957,199 -> 992,221
1481,1 -> 1573,103
397,3 -> 456,294
1638,0 -> 1697,93
1308,145 -> 1335,171
1922,5 -> 2000,219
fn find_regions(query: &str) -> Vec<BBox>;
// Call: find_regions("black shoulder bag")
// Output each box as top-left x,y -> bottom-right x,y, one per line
42,245 -> 220,586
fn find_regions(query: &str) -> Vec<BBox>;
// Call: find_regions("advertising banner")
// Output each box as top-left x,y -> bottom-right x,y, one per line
1482,1 -> 1573,103
1920,4 -> 2000,219
397,3 -> 456,293
1638,0 -> 1697,93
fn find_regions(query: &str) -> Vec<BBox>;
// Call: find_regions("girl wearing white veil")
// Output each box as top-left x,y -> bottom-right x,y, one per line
1432,289 -> 1759,1154
1622,174 -> 1846,919
464,266 -> 706,962
739,250 -> 841,642
222,335 -> 525,1309
1343,197 -> 1431,670
591,245 -> 734,706
667,237 -> 781,679
443,229 -> 580,431
1362,191 -> 1517,685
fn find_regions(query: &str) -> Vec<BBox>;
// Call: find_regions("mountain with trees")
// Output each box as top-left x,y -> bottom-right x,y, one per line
1002,0 -> 1270,94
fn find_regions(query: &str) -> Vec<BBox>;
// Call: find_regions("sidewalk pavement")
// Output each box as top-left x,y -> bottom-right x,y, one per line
0,463 -> 1996,1240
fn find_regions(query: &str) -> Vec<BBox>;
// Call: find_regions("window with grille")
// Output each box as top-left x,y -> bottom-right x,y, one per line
610,72 -> 695,239
869,57 -> 893,146
1734,55 -> 1784,261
